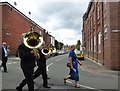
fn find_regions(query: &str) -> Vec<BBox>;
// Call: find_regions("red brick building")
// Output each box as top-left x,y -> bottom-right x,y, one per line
82,0 -> 120,70
0,2 -> 52,55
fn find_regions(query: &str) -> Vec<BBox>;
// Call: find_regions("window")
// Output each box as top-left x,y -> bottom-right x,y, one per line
39,31 -> 42,35
89,35 -> 91,52
94,35 -> 96,52
97,3 -> 100,20
104,18 -> 107,28
91,17 -> 92,28
104,26 -> 107,40
98,32 -> 101,53
104,0 -> 107,11
88,39 -> 90,52
91,37 -> 92,51
93,13 -> 96,24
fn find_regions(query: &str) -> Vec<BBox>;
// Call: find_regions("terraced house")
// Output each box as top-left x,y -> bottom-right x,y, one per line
0,2 -> 55,56
82,0 -> 120,70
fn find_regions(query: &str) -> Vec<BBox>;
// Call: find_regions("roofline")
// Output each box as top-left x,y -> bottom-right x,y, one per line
83,0 -> 93,21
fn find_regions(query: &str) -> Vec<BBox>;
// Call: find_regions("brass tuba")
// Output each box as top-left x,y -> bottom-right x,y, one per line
41,44 -> 54,55
41,46 -> 51,55
23,31 -> 43,59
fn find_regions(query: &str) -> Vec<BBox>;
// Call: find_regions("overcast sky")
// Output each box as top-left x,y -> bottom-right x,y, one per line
1,0 -> 90,45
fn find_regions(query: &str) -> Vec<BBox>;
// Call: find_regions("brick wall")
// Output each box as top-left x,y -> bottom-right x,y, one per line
109,2 -> 120,70
1,2 -> 51,55
82,1 -> 120,70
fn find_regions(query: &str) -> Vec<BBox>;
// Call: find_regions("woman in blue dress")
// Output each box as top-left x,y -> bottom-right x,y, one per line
64,45 -> 82,88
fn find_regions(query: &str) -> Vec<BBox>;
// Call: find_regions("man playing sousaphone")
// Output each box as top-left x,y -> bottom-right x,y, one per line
16,31 -> 43,91
16,30 -> 52,90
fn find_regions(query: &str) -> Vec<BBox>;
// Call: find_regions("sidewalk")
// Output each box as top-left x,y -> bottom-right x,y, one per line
80,57 -> 119,76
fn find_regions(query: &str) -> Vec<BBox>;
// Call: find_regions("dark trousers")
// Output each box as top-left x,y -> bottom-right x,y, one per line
1,57 -> 7,72
18,68 -> 34,91
17,66 -> 48,89
33,67 -> 48,86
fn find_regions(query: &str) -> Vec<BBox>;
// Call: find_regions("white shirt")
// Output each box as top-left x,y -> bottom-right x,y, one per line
3,46 -> 8,57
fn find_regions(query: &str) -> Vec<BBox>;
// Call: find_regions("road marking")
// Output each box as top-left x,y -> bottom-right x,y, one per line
80,84 -> 96,89
47,57 -> 65,71
47,63 -> 53,72
55,59 -> 61,62
66,80 -> 99,90
55,57 -> 65,62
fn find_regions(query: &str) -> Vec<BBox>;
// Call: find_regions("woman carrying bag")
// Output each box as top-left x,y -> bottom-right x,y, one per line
64,45 -> 82,88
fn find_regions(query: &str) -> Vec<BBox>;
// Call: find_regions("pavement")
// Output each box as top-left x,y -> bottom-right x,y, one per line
79,57 -> 119,76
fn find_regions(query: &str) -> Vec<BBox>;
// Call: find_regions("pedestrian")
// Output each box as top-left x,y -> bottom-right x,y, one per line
16,42 -> 36,91
0,42 -> 9,73
33,47 -> 51,88
64,45 -> 82,88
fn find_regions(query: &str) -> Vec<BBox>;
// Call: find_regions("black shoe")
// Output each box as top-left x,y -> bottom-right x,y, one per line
16,86 -> 22,91
47,77 -> 50,79
43,86 -> 51,88
4,71 -> 8,73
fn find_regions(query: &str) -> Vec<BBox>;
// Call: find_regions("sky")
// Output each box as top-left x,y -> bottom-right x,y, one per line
1,0 -> 90,45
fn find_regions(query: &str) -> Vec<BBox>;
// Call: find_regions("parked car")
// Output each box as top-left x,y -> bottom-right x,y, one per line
75,49 -> 84,60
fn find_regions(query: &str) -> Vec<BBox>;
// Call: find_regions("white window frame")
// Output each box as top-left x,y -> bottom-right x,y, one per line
91,37 -> 92,51
94,35 -> 96,52
104,26 -> 108,40
98,32 -> 101,53
104,0 -> 107,11
97,3 -> 100,20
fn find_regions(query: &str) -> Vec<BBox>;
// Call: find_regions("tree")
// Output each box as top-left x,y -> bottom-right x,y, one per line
59,42 -> 64,50
55,40 -> 64,50
55,40 -> 59,50
76,40 -> 81,50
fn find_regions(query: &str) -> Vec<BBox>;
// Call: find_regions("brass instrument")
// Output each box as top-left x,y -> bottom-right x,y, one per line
41,46 -> 51,55
41,44 -> 54,55
23,31 -> 43,59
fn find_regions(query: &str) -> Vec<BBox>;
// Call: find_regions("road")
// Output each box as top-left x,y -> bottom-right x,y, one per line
0,54 -> 119,91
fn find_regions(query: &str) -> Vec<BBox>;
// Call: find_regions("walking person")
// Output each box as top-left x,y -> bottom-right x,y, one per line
16,46 -> 51,90
16,42 -> 36,91
0,42 -> 9,73
64,45 -> 82,88
33,48 -> 51,88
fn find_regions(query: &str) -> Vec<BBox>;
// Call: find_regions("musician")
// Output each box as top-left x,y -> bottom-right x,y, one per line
0,42 -> 9,73
16,42 -> 36,91
33,48 -> 51,88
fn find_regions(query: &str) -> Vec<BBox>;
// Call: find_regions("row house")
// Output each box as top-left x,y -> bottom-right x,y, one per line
0,2 -> 55,56
82,0 -> 120,70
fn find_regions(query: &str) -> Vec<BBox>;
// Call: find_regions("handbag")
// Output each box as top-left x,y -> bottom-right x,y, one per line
66,62 -> 71,67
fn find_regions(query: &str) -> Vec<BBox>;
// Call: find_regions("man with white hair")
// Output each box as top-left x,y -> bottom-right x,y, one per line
0,42 -> 9,73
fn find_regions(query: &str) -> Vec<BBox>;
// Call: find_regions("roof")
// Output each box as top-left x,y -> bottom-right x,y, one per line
83,0 -> 93,21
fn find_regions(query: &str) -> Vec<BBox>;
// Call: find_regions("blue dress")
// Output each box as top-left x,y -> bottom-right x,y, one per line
68,50 -> 79,81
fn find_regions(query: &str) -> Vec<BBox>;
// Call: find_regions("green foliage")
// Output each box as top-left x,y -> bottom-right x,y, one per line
55,40 -> 64,50
55,40 -> 59,50
76,40 -> 81,50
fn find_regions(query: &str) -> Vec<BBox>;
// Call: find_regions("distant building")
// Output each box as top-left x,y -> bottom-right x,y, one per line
82,1 -> 120,70
0,2 -> 52,55
51,35 -> 55,47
